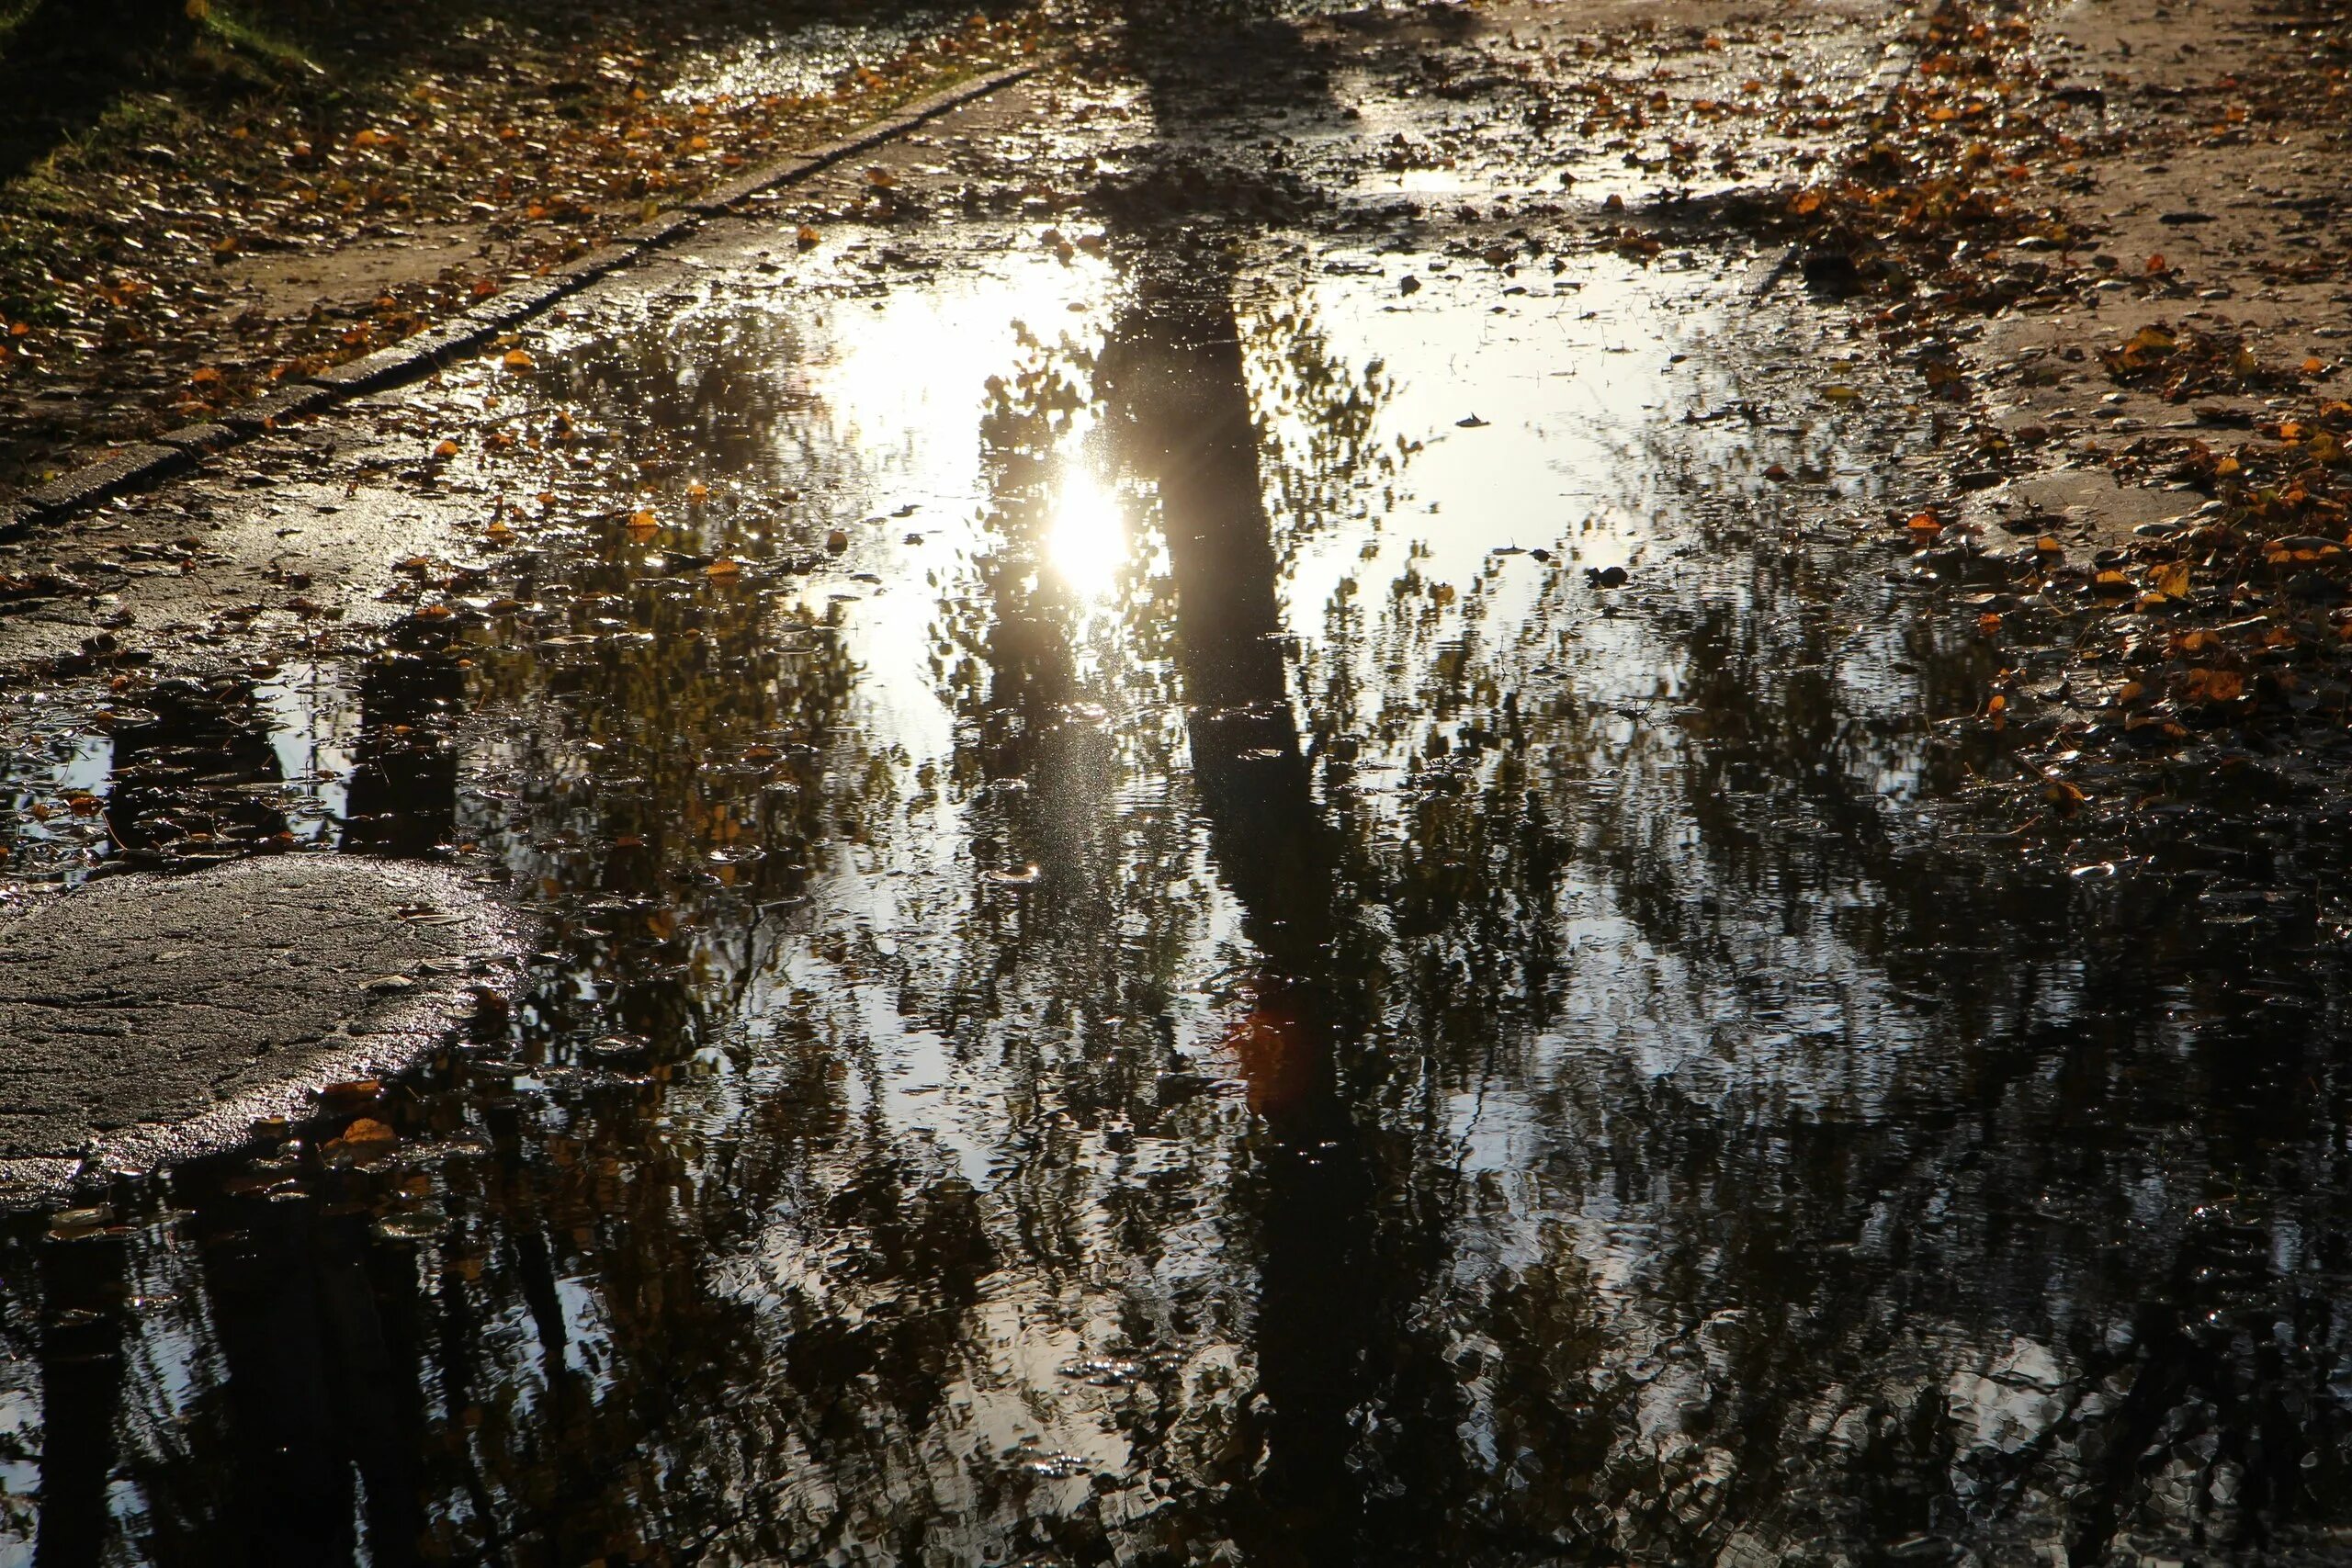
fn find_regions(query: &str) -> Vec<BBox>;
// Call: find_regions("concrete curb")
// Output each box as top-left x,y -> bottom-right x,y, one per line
27,443 -> 193,515
9,58 -> 1044,525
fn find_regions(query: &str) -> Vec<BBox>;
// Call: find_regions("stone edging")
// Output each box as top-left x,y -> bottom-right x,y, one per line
2,57 -> 1045,539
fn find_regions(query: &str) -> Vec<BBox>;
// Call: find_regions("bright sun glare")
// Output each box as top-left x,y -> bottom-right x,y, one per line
1045,473 -> 1127,601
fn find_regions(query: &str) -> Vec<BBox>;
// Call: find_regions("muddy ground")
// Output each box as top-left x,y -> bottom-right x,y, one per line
3,0 -> 2352,1563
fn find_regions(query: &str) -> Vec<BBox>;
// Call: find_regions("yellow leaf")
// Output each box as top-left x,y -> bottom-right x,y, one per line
627,509 -> 659,540
686,481 -> 710,502
503,348 -> 535,370
707,558 -> 741,580
1820,385 -> 1860,402
2151,560 -> 2190,598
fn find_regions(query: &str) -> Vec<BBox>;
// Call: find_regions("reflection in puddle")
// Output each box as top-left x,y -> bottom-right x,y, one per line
1044,471 -> 1130,602
3,107 -> 2349,1568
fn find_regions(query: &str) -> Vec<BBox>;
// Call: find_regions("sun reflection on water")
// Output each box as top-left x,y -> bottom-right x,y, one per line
1045,471 -> 1129,601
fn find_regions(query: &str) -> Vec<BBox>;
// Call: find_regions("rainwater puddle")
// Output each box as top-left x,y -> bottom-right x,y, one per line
665,15 -> 944,105
4,78 -> 2351,1568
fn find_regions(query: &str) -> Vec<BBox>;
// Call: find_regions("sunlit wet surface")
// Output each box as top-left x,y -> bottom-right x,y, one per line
5,11 -> 2352,1564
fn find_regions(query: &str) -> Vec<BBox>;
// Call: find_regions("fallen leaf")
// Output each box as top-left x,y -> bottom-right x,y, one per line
2184,667 -> 2245,703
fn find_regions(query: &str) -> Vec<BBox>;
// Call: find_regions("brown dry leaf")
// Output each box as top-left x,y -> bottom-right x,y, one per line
2184,667 -> 2245,704
686,481 -> 710,502
797,224 -> 822,249
341,1117 -> 397,1145
706,558 -> 741,580
433,439 -> 460,459
627,508 -> 659,540
503,349 -> 535,370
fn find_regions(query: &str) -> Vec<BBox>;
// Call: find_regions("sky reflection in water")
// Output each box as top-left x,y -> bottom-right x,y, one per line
0,203 -> 2346,1566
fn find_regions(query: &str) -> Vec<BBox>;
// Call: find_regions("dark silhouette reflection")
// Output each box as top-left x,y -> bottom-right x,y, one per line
196,1201 -> 427,1567
34,1236 -> 127,1568
1101,251 -> 1378,1562
342,627 -> 464,856
102,676 -> 288,869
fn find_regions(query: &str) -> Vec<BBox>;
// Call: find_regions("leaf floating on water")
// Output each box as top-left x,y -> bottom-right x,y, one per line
502,348 -> 535,370
433,439 -> 460,459
1456,413 -> 1489,428
627,509 -> 659,541
373,1211 -> 447,1243
2183,667 -> 2245,704
797,224 -> 822,249
340,1118 -> 397,1145
50,1205 -> 114,1236
706,558 -> 741,581
1820,385 -> 1860,402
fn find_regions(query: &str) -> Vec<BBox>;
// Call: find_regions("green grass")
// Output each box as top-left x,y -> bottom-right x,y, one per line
195,3 -> 319,75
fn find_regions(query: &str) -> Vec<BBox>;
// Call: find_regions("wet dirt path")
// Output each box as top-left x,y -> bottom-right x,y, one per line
1,4 -> 2350,1564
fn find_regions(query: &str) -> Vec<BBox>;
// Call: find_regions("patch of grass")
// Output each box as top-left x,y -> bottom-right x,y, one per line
195,3 -> 319,76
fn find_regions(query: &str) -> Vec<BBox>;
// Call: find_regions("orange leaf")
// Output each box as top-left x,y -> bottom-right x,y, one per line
2184,667 -> 2245,703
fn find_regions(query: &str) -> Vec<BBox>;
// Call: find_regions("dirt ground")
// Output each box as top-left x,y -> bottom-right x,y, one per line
0,0 -> 1046,492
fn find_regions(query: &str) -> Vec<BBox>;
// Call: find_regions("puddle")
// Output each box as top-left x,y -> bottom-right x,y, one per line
665,16 -> 944,105
3,18 -> 2351,1568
